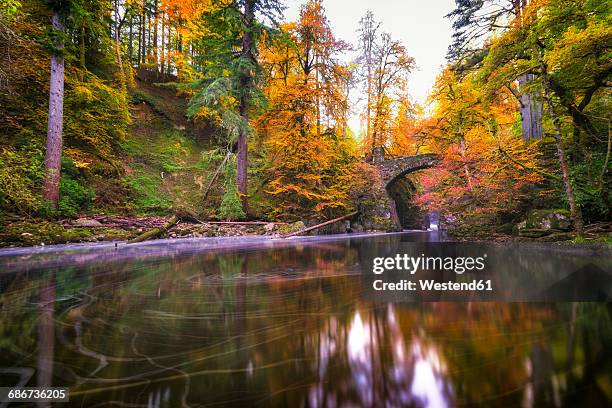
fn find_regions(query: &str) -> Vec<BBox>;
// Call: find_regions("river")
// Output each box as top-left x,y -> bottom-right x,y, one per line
0,232 -> 610,407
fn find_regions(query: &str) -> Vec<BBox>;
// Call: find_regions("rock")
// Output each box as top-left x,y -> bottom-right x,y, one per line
536,232 -> 574,242
264,223 -> 276,233
350,222 -> 364,233
519,228 -> 556,238
527,209 -> 572,230
516,209 -> 573,237
494,223 -> 514,235
348,163 -> 398,232
21,232 -> 33,238
277,221 -> 305,235
73,218 -> 103,227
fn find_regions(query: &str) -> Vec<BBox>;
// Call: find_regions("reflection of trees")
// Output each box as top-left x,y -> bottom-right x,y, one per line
302,303 -> 612,407
306,306 -> 454,407
36,272 -> 55,408
1,240 -> 611,407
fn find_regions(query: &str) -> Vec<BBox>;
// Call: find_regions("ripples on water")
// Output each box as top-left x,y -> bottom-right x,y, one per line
0,233 -> 611,407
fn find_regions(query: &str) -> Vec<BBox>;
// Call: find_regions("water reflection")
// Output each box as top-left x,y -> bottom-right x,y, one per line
0,234 -> 610,407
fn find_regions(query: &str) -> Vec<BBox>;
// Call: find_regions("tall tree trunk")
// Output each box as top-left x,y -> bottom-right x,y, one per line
153,0 -> 158,71
160,11 -> 165,75
167,25 -> 172,74
79,25 -> 86,71
518,73 -> 543,140
237,0 -> 255,215
315,53 -> 321,136
43,11 -> 65,208
147,12 -> 151,63
366,64 -> 372,152
539,55 -> 584,236
159,11 -> 166,75
138,10 -> 144,66
516,1 -> 542,141
113,0 -> 127,89
128,14 -> 133,66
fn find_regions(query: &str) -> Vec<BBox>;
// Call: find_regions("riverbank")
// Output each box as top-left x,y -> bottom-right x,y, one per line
1,215 -> 610,248
2,229 -> 610,275
0,216 -> 303,248
0,231 -> 419,273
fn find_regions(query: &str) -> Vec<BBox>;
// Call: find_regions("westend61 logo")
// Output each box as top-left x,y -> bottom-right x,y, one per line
372,253 -> 488,275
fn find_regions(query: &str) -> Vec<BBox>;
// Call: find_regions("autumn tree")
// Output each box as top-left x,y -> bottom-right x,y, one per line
255,0 -> 356,219
355,13 -> 414,155
478,0 -> 611,233
447,0 -> 544,141
415,69 -> 543,223
388,91 -> 423,156
369,33 -> 414,151
186,0 -> 284,216
356,11 -> 380,149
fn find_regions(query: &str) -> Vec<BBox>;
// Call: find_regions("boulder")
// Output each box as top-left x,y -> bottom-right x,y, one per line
73,218 -> 103,227
277,221 -> 305,235
516,209 -> 572,237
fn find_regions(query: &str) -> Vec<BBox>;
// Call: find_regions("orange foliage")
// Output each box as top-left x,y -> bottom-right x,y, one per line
407,69 -> 544,221
256,1 -> 357,220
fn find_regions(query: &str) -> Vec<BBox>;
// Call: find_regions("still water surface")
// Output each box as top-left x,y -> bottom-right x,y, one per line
0,232 -> 611,407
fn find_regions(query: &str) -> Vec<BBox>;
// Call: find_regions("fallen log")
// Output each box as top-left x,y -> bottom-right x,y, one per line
281,211 -> 358,239
200,221 -> 288,226
127,215 -> 179,244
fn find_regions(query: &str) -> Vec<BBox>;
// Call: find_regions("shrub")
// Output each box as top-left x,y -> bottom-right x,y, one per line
0,146 -> 44,215
218,162 -> 245,220
58,175 -> 95,217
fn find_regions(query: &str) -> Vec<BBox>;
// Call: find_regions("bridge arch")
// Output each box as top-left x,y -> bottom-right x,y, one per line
373,149 -> 439,229
376,153 -> 439,190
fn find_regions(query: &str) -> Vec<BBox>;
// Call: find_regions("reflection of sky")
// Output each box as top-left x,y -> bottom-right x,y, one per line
410,339 -> 451,408
336,307 -> 453,407
348,311 -> 374,406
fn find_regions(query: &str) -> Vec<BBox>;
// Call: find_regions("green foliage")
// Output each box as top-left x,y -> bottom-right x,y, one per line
124,170 -> 172,214
64,74 -> 130,159
570,153 -> 611,223
36,158 -> 95,218
0,145 -> 45,215
0,0 -> 129,218
188,77 -> 252,144
58,174 -> 95,216
218,161 -> 245,220
186,0 -> 278,146
0,0 -> 20,19
195,149 -> 226,171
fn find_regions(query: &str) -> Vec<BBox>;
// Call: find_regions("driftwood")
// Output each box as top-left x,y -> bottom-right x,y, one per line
584,222 -> 612,233
128,215 -> 179,244
281,211 -> 359,239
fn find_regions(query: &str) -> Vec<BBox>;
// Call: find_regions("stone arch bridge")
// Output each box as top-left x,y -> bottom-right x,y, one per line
369,147 -> 439,230
372,148 -> 439,190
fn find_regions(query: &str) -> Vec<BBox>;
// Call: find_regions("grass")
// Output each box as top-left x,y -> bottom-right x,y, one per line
121,88 -> 220,215
572,235 -> 612,244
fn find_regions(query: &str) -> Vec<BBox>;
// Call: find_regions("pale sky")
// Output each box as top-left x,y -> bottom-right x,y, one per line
283,0 -> 456,130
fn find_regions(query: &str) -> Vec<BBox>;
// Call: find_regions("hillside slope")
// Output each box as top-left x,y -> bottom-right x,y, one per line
0,78 -> 232,246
